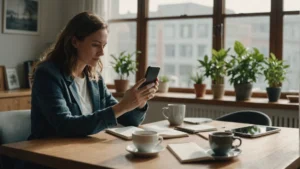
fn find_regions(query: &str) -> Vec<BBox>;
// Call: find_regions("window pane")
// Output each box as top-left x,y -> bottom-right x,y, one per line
225,0 -> 271,14
225,17 -> 270,91
149,0 -> 213,17
147,19 -> 213,88
284,0 -> 300,11
283,15 -> 300,92
102,22 -> 137,85
108,0 -> 137,19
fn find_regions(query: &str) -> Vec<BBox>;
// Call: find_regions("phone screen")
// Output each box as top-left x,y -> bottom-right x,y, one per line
139,66 -> 160,89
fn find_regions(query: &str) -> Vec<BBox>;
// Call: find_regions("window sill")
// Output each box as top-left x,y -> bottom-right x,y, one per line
110,90 -> 298,111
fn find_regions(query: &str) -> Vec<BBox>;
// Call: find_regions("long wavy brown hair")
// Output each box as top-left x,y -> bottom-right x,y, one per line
36,12 -> 108,80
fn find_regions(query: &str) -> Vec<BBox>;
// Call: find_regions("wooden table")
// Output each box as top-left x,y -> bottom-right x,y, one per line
0,121 -> 299,169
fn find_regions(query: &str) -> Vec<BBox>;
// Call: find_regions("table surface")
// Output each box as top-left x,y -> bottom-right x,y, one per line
0,120 -> 299,169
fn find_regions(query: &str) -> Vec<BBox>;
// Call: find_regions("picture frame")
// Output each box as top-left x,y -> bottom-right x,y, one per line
5,67 -> 20,90
2,0 -> 40,35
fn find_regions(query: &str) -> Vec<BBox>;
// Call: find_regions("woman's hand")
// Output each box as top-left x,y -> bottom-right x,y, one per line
138,78 -> 159,108
112,78 -> 159,117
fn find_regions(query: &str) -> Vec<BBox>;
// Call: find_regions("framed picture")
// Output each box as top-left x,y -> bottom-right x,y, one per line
2,0 -> 40,35
5,68 -> 20,90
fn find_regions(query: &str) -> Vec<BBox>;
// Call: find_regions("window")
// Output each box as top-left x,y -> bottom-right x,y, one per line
180,24 -> 193,38
179,65 -> 194,87
104,1 -> 137,85
225,16 -> 270,91
284,0 -> 300,11
197,45 -> 207,58
225,0 -> 271,14
165,44 -> 175,57
148,44 -> 157,59
149,25 -> 156,39
179,44 -> 193,57
108,0 -> 137,19
164,24 -> 176,39
149,0 -> 213,17
147,16 -> 212,88
282,0 -> 300,92
197,24 -> 208,38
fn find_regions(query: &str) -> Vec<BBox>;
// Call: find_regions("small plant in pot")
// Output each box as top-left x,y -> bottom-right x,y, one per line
110,51 -> 140,93
199,48 -> 230,99
263,53 -> 289,102
190,72 -> 206,98
227,41 -> 264,101
158,75 -> 170,93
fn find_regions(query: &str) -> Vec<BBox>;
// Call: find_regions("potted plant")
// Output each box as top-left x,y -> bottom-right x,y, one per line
227,41 -> 264,101
158,75 -> 170,93
199,48 -> 230,99
263,53 -> 289,102
190,72 -> 206,98
110,51 -> 140,92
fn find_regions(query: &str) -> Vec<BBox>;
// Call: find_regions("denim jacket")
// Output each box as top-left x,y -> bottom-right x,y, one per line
29,61 -> 147,139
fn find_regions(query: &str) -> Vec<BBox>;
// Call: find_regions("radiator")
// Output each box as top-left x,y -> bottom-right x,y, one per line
146,101 -> 299,128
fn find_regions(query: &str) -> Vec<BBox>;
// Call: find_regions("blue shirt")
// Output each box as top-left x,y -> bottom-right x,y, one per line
29,61 -> 147,139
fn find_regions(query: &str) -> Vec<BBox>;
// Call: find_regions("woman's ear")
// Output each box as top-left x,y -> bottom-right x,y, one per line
71,36 -> 79,48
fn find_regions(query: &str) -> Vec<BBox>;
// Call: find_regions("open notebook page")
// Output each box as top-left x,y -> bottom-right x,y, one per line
167,142 -> 213,163
106,126 -> 143,140
143,125 -> 189,139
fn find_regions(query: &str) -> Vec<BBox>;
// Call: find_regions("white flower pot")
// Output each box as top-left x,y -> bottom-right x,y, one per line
158,82 -> 169,93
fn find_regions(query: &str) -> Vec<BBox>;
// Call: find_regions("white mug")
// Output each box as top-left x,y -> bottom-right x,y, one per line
132,131 -> 163,152
162,104 -> 186,126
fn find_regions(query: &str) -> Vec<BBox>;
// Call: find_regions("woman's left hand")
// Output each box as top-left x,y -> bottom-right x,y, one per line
138,79 -> 159,108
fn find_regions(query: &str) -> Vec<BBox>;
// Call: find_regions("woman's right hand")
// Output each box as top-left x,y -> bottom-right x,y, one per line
112,78 -> 155,117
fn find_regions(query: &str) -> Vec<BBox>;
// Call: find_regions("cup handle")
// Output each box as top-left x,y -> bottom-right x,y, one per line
232,136 -> 242,149
162,107 -> 169,120
155,136 -> 163,147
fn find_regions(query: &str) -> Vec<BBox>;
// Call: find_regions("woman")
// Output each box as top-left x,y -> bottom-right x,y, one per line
30,12 -> 158,139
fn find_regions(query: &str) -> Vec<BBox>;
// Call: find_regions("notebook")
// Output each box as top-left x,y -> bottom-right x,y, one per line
167,142 -> 214,163
106,126 -> 143,140
184,117 -> 212,124
175,124 -> 217,134
106,126 -> 189,140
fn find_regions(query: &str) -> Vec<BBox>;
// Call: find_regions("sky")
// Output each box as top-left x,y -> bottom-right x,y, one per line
119,0 -> 300,14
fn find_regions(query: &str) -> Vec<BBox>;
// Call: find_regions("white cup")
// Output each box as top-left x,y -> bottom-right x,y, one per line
132,131 -> 163,152
162,104 -> 186,126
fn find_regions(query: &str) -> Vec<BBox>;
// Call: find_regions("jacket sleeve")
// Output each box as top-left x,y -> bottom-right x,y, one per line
33,67 -> 118,137
100,79 -> 148,127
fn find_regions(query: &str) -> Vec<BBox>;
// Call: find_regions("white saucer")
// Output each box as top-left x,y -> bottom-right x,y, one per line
126,144 -> 165,157
206,148 -> 242,160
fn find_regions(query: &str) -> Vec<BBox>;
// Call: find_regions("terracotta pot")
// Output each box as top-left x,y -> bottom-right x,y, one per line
114,80 -> 129,93
158,81 -> 169,93
211,84 -> 225,100
194,84 -> 206,98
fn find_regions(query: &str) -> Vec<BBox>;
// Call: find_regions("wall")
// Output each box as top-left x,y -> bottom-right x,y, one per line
0,0 -> 64,87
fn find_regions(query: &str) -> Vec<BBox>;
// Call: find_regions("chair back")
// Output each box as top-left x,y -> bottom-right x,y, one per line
0,110 -> 31,144
216,110 -> 272,126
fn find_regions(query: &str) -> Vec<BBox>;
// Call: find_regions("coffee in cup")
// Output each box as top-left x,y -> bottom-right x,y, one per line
209,132 -> 242,156
162,104 -> 186,126
132,131 -> 163,152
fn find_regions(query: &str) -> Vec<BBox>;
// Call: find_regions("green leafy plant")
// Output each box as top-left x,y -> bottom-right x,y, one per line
227,41 -> 264,85
198,48 -> 230,84
110,51 -> 141,80
190,72 -> 205,84
159,75 -> 170,83
263,53 -> 289,88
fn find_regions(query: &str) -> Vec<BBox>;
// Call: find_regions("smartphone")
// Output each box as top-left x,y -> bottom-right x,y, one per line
139,66 -> 160,89
231,125 -> 281,138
